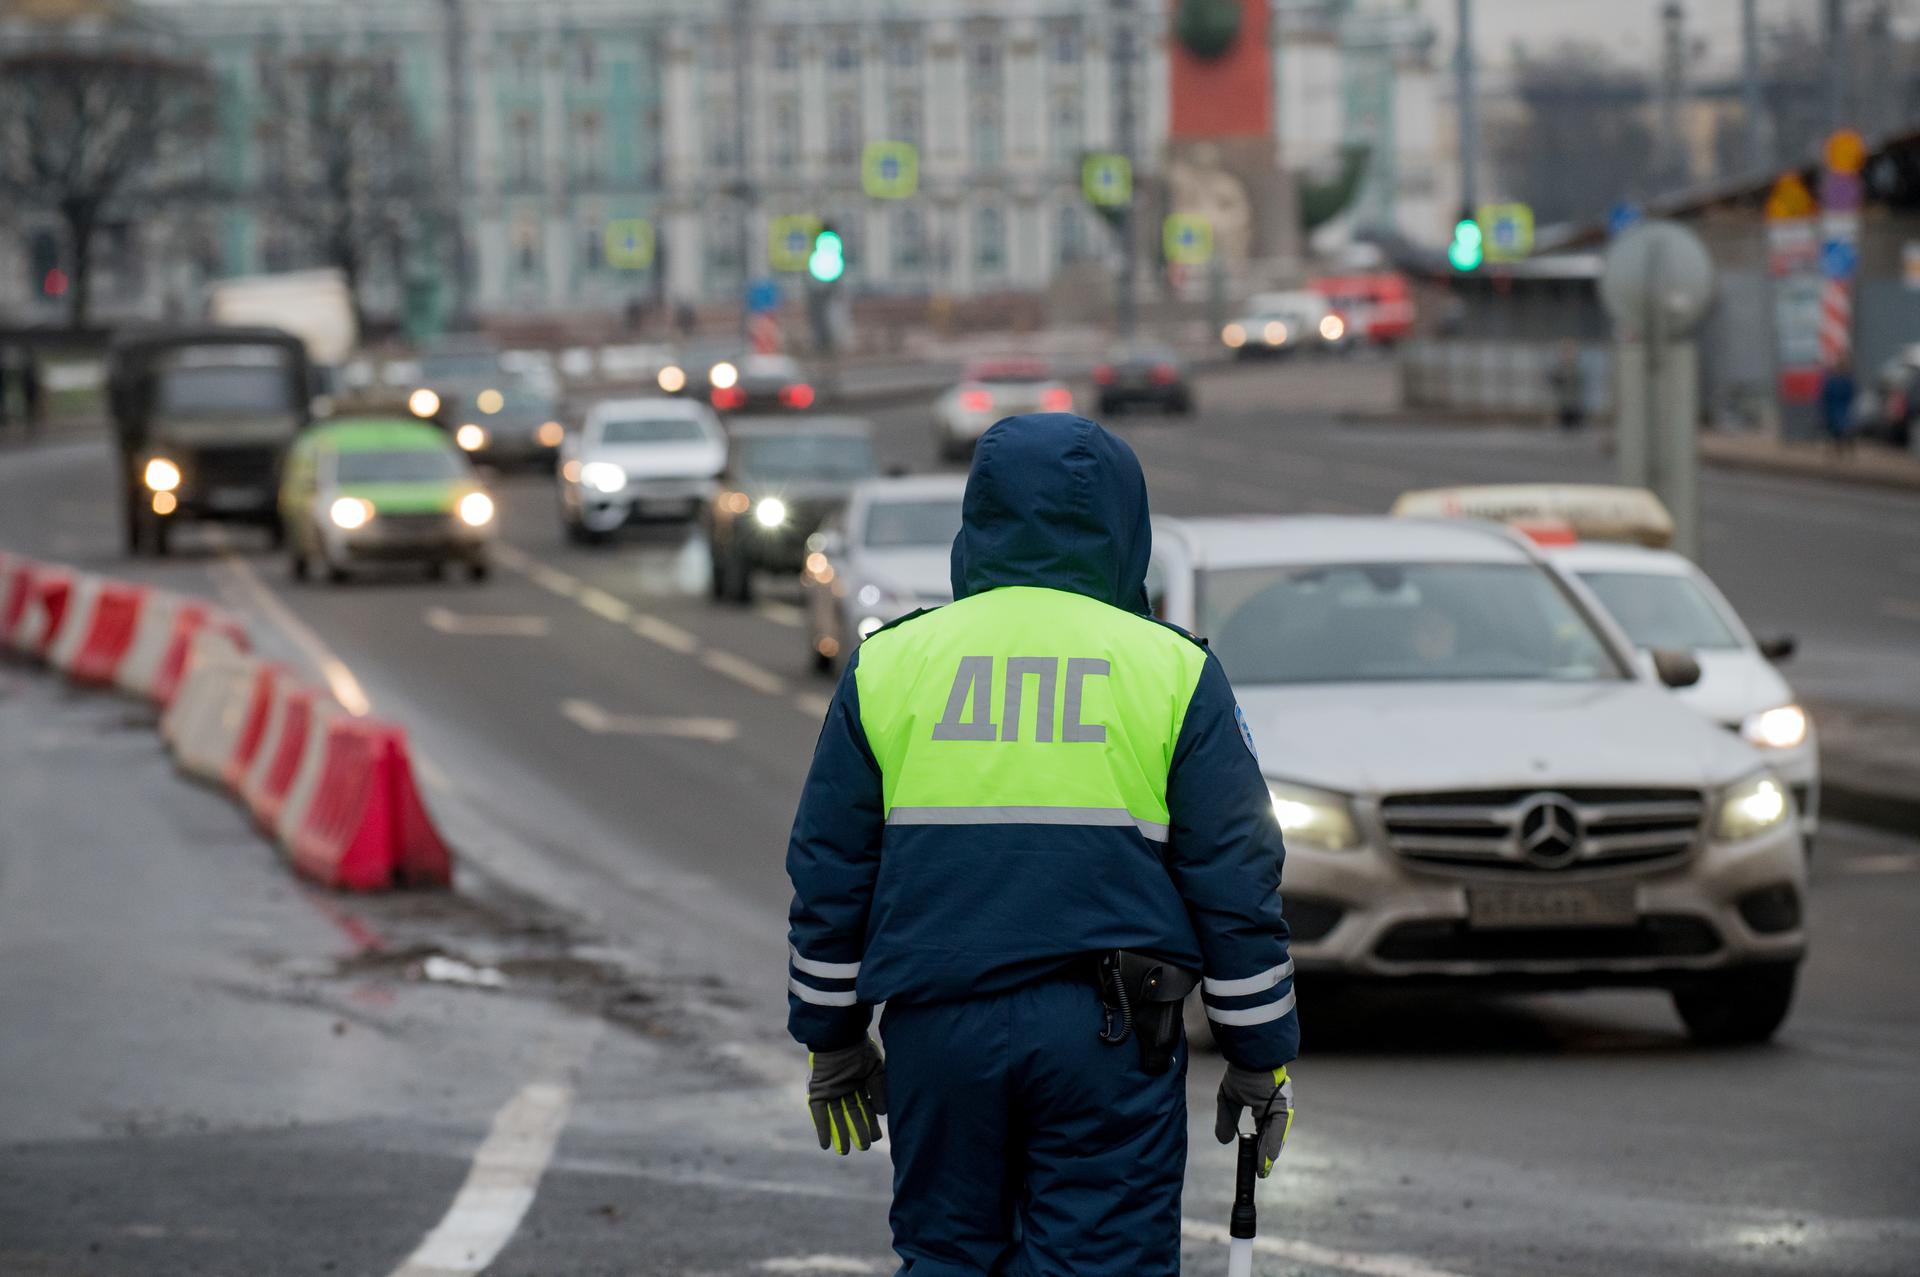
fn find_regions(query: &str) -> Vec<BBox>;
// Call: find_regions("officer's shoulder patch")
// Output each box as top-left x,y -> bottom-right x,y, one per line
1234,705 -> 1259,761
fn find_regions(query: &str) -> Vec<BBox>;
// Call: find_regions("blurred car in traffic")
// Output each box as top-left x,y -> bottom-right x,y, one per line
705,416 -> 876,602
801,474 -> 965,671
559,397 -> 726,542
1857,345 -> 1920,448
714,352 -> 816,413
405,335 -> 504,422
1221,289 -> 1347,358
1154,513 -> 1808,1045
1392,484 -> 1820,838
439,376 -> 567,468
107,326 -> 311,556
1093,342 -> 1193,416
659,339 -> 746,402
931,358 -> 1073,460
280,418 -> 494,584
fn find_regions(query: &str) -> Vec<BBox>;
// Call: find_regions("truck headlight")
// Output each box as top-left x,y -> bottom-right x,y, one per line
580,461 -> 627,494
457,491 -> 495,528
1266,780 -> 1360,851
1714,773 -> 1790,841
329,497 -> 373,530
1740,704 -> 1808,750
754,496 -> 788,528
144,457 -> 182,492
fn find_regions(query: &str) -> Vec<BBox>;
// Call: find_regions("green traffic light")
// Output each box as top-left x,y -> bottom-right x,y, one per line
1447,217 -> 1483,271
808,230 -> 845,283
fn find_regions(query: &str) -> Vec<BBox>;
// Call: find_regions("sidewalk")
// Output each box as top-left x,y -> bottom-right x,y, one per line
1697,431 -> 1920,493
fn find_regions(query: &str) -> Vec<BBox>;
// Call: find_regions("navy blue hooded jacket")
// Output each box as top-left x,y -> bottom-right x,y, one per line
785,414 -> 1298,1070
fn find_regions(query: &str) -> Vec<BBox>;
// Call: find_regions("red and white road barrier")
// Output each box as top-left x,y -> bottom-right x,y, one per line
9,546 -> 456,893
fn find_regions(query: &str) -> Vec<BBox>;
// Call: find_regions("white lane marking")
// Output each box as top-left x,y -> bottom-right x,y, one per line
793,691 -> 833,719
386,1082 -> 575,1277
1180,1220 -> 1474,1277
757,1259 -> 888,1275
755,600 -> 806,628
489,542 -> 532,570
1881,597 -> 1920,623
632,613 -> 700,654
576,586 -> 632,623
1836,852 -> 1920,876
561,697 -> 737,742
527,563 -> 581,598
703,648 -> 788,695
425,607 -> 552,638
217,554 -> 372,716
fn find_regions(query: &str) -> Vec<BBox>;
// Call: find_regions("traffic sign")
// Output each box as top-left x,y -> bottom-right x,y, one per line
1162,214 -> 1213,266
1766,174 -> 1817,221
746,278 -> 781,314
605,218 -> 655,270
1601,220 -> 1716,338
862,141 -> 919,199
769,215 -> 822,272
1082,153 -> 1132,207
1478,203 -> 1534,263
1607,201 -> 1643,238
1821,239 -> 1859,281
1825,128 -> 1867,177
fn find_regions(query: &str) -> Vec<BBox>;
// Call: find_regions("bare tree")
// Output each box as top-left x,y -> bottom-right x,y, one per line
252,51 -> 447,331
0,45 -> 208,328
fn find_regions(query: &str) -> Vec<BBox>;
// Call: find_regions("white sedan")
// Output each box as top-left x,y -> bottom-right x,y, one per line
801,474 -> 965,672
932,359 -> 1073,461
558,397 -> 726,542
1154,514 -> 1808,1045
1549,540 -> 1819,837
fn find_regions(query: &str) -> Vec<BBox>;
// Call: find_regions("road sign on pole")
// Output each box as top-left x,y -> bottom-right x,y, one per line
1082,153 -> 1133,208
862,141 -> 919,199
1163,214 -> 1213,266
769,215 -> 822,273
605,218 -> 655,270
1477,203 -> 1534,263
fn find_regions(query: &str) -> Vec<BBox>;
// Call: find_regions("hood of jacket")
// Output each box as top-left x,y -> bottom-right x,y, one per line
950,412 -> 1152,614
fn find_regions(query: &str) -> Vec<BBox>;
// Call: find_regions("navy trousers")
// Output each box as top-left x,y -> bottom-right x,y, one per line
881,977 -> 1187,1277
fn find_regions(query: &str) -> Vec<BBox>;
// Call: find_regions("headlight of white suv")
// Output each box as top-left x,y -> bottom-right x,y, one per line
1714,772 -> 1790,841
1740,703 -> 1808,750
1266,780 -> 1361,851
580,461 -> 627,494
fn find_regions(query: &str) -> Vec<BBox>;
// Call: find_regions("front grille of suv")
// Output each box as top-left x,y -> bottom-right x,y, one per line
1380,787 -> 1706,877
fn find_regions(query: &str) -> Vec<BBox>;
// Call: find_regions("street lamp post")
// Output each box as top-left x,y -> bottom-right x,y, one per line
1111,0 -> 1138,340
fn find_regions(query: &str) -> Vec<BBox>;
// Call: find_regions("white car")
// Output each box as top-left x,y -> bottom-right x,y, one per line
558,397 -> 726,542
1221,289 -> 1346,357
1153,515 -> 1809,1044
932,359 -> 1073,461
1549,541 -> 1819,839
801,474 -> 965,671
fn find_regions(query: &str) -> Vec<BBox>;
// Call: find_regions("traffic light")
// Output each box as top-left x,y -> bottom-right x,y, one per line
1447,214 -> 1484,272
808,226 -> 845,284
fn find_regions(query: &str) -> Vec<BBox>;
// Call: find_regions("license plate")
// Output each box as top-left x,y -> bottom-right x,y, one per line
208,487 -> 261,511
1468,884 -> 1637,930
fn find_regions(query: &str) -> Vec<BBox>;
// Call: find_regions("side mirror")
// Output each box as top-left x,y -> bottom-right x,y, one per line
1757,634 -> 1797,663
1651,647 -> 1702,689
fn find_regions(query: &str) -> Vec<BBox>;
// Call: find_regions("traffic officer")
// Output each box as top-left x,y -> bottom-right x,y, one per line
786,412 -> 1298,1276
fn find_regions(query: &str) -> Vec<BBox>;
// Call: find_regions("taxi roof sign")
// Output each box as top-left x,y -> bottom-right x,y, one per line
1391,484 -> 1675,548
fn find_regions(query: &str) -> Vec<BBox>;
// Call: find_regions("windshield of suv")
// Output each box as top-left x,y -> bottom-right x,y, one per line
156,365 -> 295,417
864,498 -> 962,549
735,433 -> 873,480
1575,570 -> 1742,651
1202,561 -> 1626,685
599,416 -> 711,445
336,449 -> 464,484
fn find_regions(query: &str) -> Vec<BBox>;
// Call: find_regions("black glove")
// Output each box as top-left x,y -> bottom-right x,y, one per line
807,1038 -> 888,1154
1215,1064 -> 1294,1177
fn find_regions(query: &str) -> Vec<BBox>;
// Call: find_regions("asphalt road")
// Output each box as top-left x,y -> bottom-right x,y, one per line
2,362 -> 1918,1277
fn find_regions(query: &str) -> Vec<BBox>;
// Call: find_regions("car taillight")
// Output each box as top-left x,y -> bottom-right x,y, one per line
960,389 -> 993,413
1150,364 -> 1178,385
1093,364 -> 1115,385
781,383 -> 816,409
712,386 -> 746,410
1041,388 -> 1073,412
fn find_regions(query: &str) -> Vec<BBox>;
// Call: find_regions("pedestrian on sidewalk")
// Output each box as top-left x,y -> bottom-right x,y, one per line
785,412 -> 1298,1276
1821,358 -> 1856,457
1550,340 -> 1586,431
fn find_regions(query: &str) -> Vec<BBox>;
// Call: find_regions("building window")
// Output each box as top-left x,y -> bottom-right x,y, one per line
575,112 -> 603,182
831,36 -> 860,72
577,38 -> 595,82
510,112 -> 538,185
509,36 -> 534,83
514,217 -> 540,276
970,36 -> 999,80
701,31 -> 732,72
975,205 -> 1004,274
705,208 -> 742,283
706,100 -> 736,168
772,31 -> 797,71
970,101 -> 1000,172
891,92 -> 921,150
1049,23 -> 1081,65
894,205 -> 924,272
771,99 -> 800,172
1056,202 -> 1086,264
582,220 -> 604,272
1049,96 -> 1079,164
888,31 -> 919,69
830,95 -> 860,163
